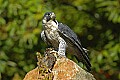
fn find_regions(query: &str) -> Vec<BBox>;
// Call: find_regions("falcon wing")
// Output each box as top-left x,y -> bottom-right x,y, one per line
41,30 -> 51,46
58,23 -> 91,70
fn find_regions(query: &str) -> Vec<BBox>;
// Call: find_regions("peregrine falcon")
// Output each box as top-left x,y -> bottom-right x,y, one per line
41,12 -> 91,71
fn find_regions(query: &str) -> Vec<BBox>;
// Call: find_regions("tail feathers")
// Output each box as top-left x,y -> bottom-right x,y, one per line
75,54 -> 91,71
77,47 -> 91,71
71,39 -> 91,71
75,48 -> 91,71
82,51 -> 91,71
84,59 -> 91,71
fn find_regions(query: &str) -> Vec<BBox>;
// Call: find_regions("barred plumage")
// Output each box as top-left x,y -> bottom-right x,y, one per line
41,12 -> 91,71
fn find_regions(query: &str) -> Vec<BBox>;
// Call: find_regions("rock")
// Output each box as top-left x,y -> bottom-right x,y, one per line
23,48 -> 96,80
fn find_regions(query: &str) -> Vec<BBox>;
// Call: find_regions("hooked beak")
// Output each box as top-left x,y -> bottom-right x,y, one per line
42,12 -> 56,24
51,12 -> 56,20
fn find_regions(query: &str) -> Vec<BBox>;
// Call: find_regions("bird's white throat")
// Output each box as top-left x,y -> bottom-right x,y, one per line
44,20 -> 58,31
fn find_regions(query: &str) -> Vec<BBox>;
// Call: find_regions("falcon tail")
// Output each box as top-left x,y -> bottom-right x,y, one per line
75,51 -> 91,71
74,41 -> 91,71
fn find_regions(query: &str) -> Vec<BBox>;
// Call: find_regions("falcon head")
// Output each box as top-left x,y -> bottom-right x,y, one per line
42,12 -> 56,24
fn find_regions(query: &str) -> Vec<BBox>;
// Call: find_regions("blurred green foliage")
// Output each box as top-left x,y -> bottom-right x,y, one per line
0,0 -> 120,80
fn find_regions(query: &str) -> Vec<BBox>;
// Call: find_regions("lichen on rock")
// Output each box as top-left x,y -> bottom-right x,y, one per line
23,48 -> 96,80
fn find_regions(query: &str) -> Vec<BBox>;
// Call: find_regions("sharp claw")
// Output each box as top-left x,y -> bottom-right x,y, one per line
58,51 -> 66,57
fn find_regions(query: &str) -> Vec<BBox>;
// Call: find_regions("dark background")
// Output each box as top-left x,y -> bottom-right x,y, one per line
0,0 -> 120,80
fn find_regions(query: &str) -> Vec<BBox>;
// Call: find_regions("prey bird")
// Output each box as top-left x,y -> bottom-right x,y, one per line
41,12 -> 91,71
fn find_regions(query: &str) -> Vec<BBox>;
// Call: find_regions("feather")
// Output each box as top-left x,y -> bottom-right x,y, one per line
58,23 -> 91,71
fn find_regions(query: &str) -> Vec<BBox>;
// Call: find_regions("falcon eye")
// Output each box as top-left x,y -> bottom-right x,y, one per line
47,13 -> 50,15
48,13 -> 51,16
